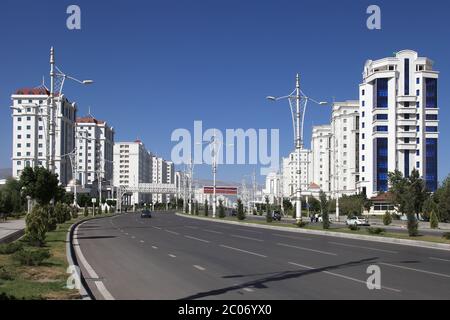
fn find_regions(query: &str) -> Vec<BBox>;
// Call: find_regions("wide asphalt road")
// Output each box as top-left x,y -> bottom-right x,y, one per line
75,212 -> 450,300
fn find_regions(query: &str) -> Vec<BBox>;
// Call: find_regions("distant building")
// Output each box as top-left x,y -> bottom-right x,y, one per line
310,125 -> 332,193
75,114 -> 114,188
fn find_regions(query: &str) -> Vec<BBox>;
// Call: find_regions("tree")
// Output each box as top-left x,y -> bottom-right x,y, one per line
25,204 -> 48,247
319,191 -> 330,229
237,199 -> 245,221
435,175 -> 450,222
218,200 -> 225,218
195,202 -> 199,215
422,196 -> 437,221
20,167 -> 60,205
204,199 -> 209,217
84,205 -> 89,217
389,169 -> 426,236
308,196 -> 321,215
265,196 -> 272,223
430,210 -> 439,229
0,178 -> 24,215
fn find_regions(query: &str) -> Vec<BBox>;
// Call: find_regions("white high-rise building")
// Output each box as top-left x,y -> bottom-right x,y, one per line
263,172 -> 282,204
310,125 -> 332,193
330,101 -> 360,196
358,50 -> 439,197
75,115 -> 114,188
113,140 -> 152,205
281,149 -> 311,199
151,156 -> 174,204
11,87 -> 77,185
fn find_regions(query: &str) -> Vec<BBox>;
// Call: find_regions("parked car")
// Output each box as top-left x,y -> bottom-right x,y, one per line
141,210 -> 152,218
346,217 -> 369,226
272,210 -> 282,221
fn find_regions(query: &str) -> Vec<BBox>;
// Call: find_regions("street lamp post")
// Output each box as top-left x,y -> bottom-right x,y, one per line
48,47 -> 93,174
267,74 -> 328,222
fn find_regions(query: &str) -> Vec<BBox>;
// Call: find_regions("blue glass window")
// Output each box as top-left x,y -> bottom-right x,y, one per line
425,78 -> 437,108
416,78 -> 420,84
405,151 -> 410,178
376,78 -> 388,108
377,138 -> 388,192
376,126 -> 388,132
426,126 -> 438,133
417,162 -> 420,168
404,59 -> 410,95
426,114 -> 438,121
377,114 -> 388,120
426,138 -> 438,191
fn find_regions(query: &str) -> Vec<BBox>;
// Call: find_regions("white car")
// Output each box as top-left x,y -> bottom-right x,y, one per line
346,217 -> 369,226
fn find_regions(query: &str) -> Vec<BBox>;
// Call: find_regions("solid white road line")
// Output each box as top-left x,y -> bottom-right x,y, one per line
381,262 -> 450,279
185,235 -> 210,243
94,281 -> 115,300
169,254 -> 177,258
193,265 -> 206,271
152,226 -> 162,230
272,234 -> 312,241
429,257 -> 450,263
329,241 -> 398,254
74,224 -> 116,300
243,288 -> 254,292
277,243 -> 337,256
231,234 -> 264,242
152,246 -> 158,249
220,245 -> 267,258
165,230 -> 180,236
288,262 -> 401,293
202,229 -> 223,234
140,240 -> 145,243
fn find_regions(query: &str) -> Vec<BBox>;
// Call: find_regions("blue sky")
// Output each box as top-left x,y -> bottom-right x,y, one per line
0,0 -> 449,184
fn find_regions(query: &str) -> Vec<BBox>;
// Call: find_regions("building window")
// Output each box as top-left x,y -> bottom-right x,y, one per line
362,144 -> 365,150
404,59 -> 410,95
376,78 -> 388,108
376,126 -> 388,132
17,161 -> 21,165
376,114 -> 388,120
416,78 -> 420,84
416,90 -> 420,96
426,138 -> 438,191
17,117 -> 22,122
426,114 -> 438,121
426,126 -> 438,133
425,78 -> 437,108
405,138 -> 410,143
405,151 -> 410,178
417,162 -> 420,169
362,89 -> 365,96
416,150 -> 420,156
376,138 -> 388,192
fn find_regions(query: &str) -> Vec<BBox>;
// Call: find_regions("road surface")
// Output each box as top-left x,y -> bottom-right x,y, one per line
75,212 -> 450,300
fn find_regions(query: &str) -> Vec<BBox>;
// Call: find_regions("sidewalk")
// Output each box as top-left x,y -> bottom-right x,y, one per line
0,219 -> 26,244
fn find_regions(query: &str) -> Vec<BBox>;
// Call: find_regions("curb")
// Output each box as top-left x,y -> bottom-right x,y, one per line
0,229 -> 25,244
176,213 -> 450,252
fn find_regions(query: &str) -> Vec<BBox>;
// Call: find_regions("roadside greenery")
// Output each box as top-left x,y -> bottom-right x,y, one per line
383,211 -> 392,226
237,199 -> 245,221
218,200 -> 225,218
319,191 -> 330,229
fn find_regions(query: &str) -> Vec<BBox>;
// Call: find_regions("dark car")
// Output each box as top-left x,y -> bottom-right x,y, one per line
230,209 -> 237,217
272,210 -> 282,221
141,210 -> 152,218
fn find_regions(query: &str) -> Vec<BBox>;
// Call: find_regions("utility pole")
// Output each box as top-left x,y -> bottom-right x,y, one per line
295,74 -> 302,222
212,129 -> 217,218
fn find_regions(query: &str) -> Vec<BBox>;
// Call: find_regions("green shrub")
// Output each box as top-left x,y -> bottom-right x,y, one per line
348,224 -> 360,231
218,200 -> 226,219
266,212 -> 273,223
84,205 -> 89,217
0,266 -> 14,281
430,210 -> 439,229
71,207 -> 79,219
12,248 -> 51,266
98,205 -> 103,215
407,214 -> 419,237
442,232 -> 450,240
55,203 -> 70,224
0,242 -> 23,255
25,205 -> 48,247
367,227 -> 385,235
237,199 -> 245,221
383,211 -> 392,226
46,206 -> 57,232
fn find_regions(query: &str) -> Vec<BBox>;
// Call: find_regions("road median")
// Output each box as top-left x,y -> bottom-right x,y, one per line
176,213 -> 450,252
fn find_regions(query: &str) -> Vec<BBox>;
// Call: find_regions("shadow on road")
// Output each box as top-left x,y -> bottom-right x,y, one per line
180,257 -> 379,300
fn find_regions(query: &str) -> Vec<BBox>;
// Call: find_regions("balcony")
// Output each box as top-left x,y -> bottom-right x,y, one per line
397,119 -> 417,127
397,143 -> 417,151
397,131 -> 417,139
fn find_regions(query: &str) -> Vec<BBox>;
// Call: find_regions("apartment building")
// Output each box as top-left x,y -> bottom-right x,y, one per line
310,125 -> 332,193
11,87 -> 76,185
358,50 -> 439,197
